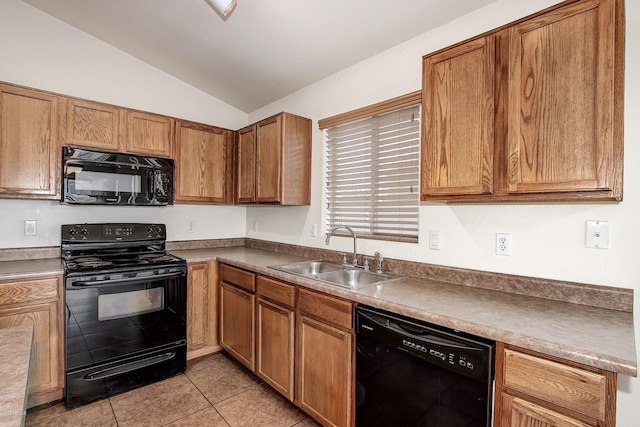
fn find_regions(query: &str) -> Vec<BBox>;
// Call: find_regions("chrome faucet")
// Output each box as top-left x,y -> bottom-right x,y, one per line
374,251 -> 384,273
325,226 -> 358,267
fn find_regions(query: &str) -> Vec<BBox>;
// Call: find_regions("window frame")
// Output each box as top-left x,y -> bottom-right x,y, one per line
320,91 -> 421,243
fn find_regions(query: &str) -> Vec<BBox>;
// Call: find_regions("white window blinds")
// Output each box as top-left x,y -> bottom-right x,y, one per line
324,103 -> 420,242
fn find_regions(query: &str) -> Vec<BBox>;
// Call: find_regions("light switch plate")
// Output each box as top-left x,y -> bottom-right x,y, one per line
429,230 -> 440,250
585,220 -> 610,249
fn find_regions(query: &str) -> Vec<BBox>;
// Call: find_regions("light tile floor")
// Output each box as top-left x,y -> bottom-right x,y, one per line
26,352 -> 320,427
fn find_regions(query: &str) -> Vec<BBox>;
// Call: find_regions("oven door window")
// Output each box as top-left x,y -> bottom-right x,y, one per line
98,287 -> 164,321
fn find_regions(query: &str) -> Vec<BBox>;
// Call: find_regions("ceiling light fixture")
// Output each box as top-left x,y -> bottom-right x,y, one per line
206,0 -> 237,19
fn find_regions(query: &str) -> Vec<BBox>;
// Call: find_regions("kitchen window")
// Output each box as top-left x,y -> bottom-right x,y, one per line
319,92 -> 421,242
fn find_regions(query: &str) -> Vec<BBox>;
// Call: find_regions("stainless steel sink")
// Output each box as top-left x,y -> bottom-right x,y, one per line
269,260 -> 403,289
271,260 -> 343,276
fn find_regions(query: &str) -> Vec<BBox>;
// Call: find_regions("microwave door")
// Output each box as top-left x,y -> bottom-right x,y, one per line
62,147 -> 174,206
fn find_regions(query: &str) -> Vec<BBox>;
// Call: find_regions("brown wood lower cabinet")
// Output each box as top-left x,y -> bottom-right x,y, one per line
494,343 -> 617,427
187,261 -> 220,360
256,276 -> 295,401
218,265 -> 354,427
219,264 -> 256,370
0,276 -> 64,407
501,394 -> 596,427
296,288 -> 354,427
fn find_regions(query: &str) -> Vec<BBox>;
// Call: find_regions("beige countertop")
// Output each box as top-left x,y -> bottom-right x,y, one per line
0,325 -> 33,427
0,246 -> 635,377
0,258 -> 63,281
172,246 -> 637,377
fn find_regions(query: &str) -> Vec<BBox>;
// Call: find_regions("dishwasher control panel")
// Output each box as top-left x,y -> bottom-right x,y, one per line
356,306 -> 494,383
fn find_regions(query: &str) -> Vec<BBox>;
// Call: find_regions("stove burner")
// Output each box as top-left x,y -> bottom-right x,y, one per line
65,257 -> 113,270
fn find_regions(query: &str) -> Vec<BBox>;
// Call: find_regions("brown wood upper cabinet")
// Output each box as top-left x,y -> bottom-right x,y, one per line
122,110 -> 174,158
421,0 -> 624,202
0,84 -> 59,199
422,36 -> 495,197
236,112 -> 312,205
175,120 -> 235,204
62,98 -> 120,151
62,95 -> 175,159
236,124 -> 257,203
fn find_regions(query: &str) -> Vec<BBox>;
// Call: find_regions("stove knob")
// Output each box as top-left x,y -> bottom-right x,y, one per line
69,228 -> 77,236
156,226 -> 163,235
81,227 -> 88,236
147,226 -> 154,234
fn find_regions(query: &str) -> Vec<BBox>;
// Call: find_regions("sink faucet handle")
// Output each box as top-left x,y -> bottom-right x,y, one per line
337,252 -> 348,265
363,256 -> 374,271
374,251 -> 384,273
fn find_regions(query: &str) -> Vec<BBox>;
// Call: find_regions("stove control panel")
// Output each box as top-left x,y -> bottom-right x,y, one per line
103,225 -> 135,238
62,223 -> 166,242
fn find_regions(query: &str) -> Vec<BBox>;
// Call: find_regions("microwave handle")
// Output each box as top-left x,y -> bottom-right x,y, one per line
148,171 -> 155,198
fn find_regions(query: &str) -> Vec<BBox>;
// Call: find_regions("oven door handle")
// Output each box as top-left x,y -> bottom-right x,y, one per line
69,272 -> 184,287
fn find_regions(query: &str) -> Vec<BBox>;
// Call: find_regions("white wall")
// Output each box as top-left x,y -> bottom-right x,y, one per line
0,0 -> 248,247
246,0 -> 640,424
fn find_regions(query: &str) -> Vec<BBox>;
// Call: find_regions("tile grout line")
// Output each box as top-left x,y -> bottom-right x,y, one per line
106,397 -> 120,426
184,368 -> 240,426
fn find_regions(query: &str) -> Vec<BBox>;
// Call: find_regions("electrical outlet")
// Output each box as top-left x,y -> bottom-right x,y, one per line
496,233 -> 512,256
187,221 -> 195,233
24,220 -> 37,236
253,220 -> 259,232
310,223 -> 318,237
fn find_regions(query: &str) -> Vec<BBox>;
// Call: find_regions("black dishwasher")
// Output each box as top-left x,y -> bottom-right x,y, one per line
356,306 -> 494,427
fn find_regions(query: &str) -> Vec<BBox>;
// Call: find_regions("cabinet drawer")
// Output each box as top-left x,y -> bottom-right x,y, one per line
257,276 -> 295,308
297,288 -> 353,331
503,348 -> 606,421
220,264 -> 255,293
0,277 -> 59,306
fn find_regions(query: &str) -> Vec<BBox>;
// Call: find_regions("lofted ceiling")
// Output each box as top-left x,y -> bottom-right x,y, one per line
23,0 -> 496,113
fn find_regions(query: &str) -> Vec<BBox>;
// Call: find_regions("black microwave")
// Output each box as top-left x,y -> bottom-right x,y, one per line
62,147 -> 174,206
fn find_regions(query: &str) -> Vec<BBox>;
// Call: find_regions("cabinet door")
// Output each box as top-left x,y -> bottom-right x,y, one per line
0,276 -> 63,407
219,282 -> 255,370
175,122 -> 232,203
236,125 -> 256,203
256,115 -> 282,203
507,0 -> 619,196
501,394 -> 595,427
296,314 -> 352,427
0,85 -> 58,198
421,36 -> 494,198
123,111 -> 174,157
0,302 -> 62,407
65,98 -> 120,151
494,343 -> 616,427
187,262 -> 219,359
256,297 -> 294,400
